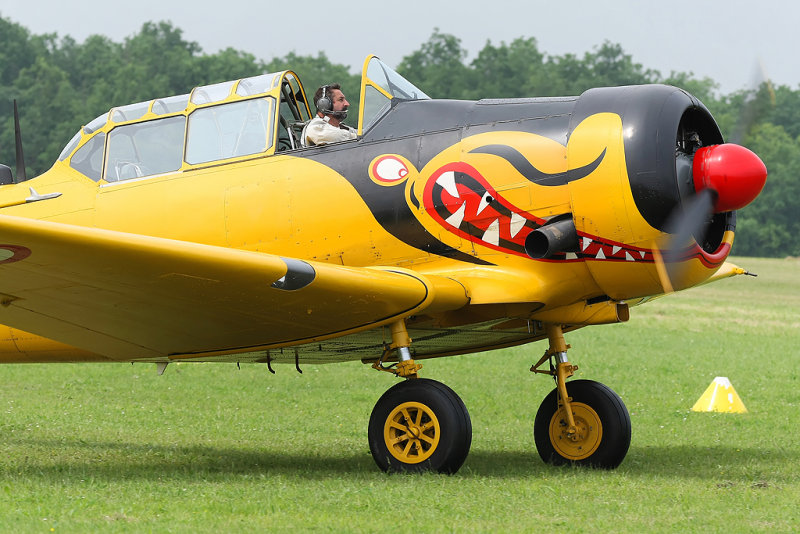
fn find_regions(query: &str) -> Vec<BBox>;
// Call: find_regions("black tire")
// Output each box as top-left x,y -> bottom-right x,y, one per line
534,379 -> 630,468
368,378 -> 472,474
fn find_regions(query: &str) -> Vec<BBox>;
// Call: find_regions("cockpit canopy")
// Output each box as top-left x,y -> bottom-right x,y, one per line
57,57 -> 428,183
358,55 -> 429,131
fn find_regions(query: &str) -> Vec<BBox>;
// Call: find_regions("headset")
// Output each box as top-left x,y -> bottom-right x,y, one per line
316,85 -> 333,115
316,85 -> 347,120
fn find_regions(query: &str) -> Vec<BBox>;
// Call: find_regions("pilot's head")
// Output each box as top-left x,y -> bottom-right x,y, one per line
314,83 -> 349,123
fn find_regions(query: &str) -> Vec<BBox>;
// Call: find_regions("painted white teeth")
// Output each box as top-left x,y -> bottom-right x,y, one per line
476,192 -> 493,215
510,212 -> 526,238
582,237 -> 592,251
445,202 -> 466,228
437,171 -> 460,199
482,219 -> 500,245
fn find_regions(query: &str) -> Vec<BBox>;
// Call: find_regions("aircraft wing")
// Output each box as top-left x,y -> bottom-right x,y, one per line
0,215 -> 468,361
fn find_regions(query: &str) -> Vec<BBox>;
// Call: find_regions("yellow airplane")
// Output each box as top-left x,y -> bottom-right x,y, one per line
0,56 -> 766,474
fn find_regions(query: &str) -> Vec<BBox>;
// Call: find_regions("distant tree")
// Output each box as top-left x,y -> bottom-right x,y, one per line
47,34 -> 124,132
396,29 -> 471,99
196,47 -> 264,85
0,15 -> 46,172
540,41 -> 658,96
764,85 -> 800,139
9,56 -> 80,173
113,21 -> 203,103
0,15 -> 43,86
659,71 -> 718,105
469,37 -> 545,98
583,42 -> 656,86
733,122 -> 800,257
399,34 -> 661,99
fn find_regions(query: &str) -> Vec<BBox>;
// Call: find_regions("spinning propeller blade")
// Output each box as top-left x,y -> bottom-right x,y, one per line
660,188 -> 715,288
730,59 -> 776,145
656,143 -> 766,293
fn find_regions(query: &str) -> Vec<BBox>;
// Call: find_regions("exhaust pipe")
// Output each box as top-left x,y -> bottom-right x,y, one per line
525,217 -> 578,259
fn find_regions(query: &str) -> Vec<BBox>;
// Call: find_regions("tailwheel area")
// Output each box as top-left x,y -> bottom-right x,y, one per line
534,379 -> 631,468
368,378 -> 472,474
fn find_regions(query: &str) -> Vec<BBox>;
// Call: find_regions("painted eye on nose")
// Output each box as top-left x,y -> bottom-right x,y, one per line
372,155 -> 409,184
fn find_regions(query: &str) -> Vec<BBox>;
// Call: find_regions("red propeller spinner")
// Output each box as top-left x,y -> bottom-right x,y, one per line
692,144 -> 767,213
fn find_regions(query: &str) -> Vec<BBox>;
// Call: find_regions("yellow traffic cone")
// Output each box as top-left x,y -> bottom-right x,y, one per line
691,377 -> 748,413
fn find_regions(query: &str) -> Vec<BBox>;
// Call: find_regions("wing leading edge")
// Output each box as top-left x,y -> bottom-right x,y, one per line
0,215 -> 468,362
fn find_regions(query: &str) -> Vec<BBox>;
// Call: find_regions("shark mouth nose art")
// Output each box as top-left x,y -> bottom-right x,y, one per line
423,163 -> 546,257
422,162 -> 658,264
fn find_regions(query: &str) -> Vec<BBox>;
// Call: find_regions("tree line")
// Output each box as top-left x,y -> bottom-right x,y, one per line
1,18 -> 797,257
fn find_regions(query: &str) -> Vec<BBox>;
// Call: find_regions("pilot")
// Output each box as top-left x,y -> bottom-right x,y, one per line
303,83 -> 357,146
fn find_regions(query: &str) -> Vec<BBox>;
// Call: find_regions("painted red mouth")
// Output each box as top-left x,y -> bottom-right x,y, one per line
421,161 -> 725,267
423,163 -> 546,257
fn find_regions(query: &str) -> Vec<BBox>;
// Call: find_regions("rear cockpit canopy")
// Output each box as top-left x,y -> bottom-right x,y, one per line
58,71 -> 311,183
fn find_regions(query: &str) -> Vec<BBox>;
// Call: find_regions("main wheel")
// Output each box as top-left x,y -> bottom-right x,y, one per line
534,379 -> 630,468
368,378 -> 471,474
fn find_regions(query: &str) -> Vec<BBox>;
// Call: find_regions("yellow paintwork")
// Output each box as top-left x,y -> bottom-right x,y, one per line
549,402 -> 603,460
0,213 -> 468,362
383,401 -> 441,464
568,113 -> 669,297
0,59 -> 746,364
0,325 -> 109,362
533,300 -> 628,326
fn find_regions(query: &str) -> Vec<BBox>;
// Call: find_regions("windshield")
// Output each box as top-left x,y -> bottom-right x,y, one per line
367,59 -> 429,100
359,57 -> 429,133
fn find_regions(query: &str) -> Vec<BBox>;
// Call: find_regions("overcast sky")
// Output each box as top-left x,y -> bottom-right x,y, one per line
1,0 -> 797,95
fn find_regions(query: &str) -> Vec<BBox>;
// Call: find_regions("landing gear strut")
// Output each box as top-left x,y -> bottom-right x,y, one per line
365,320 -> 629,473
367,320 -> 472,473
531,324 -> 631,468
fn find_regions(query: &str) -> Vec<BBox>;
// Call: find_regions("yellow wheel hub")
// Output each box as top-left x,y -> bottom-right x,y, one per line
383,401 -> 441,464
549,402 -> 603,460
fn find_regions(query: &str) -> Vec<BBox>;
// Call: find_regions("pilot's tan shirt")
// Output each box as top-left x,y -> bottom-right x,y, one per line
304,116 -> 357,145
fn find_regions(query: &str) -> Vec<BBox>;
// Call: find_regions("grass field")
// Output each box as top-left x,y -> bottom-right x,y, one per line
1,257 -> 798,533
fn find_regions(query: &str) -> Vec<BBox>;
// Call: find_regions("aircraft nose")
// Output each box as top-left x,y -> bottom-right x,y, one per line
692,143 -> 767,213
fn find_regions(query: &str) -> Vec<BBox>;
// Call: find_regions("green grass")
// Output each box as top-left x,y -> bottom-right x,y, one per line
1,256 -> 798,532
